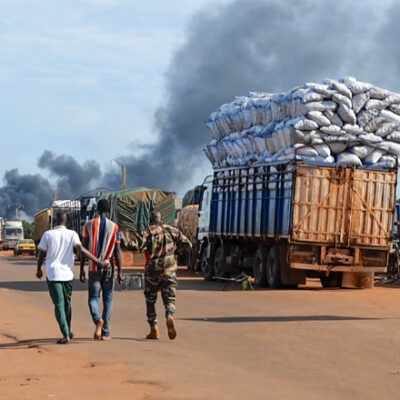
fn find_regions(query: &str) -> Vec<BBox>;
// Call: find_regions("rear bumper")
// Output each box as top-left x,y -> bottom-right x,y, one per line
291,262 -> 387,273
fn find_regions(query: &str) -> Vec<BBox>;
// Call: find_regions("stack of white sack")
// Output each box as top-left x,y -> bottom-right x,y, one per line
203,77 -> 400,169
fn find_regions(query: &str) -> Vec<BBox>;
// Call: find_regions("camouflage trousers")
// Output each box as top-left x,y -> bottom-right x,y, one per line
144,271 -> 177,326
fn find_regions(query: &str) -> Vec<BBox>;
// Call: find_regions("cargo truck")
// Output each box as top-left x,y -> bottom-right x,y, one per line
195,161 -> 397,288
2,220 -> 24,250
34,200 -> 81,245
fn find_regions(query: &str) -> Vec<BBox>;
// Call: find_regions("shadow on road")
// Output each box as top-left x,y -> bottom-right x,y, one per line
0,336 -> 147,349
0,279 -> 88,292
181,315 -> 387,323
0,278 -> 230,293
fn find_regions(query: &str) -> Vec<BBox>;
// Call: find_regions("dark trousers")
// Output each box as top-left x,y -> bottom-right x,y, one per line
47,280 -> 73,336
144,272 -> 177,326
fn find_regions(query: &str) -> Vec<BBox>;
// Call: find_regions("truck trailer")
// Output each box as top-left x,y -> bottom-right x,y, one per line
195,161 -> 397,288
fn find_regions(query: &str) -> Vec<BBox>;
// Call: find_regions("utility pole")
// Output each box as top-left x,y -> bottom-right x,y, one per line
113,156 -> 136,190
121,166 -> 127,190
15,204 -> 23,220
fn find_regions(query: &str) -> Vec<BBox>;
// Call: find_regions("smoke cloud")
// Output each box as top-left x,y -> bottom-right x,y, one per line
38,150 -> 102,198
0,169 -> 53,219
2,0 -> 400,218
104,0 -> 400,191
0,151 -> 103,219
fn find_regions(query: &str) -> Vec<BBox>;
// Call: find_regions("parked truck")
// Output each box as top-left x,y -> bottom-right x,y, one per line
2,220 -> 24,250
34,200 -> 81,245
193,161 -> 397,288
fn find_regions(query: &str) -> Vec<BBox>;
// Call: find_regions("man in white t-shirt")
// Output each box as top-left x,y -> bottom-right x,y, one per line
36,212 -> 109,344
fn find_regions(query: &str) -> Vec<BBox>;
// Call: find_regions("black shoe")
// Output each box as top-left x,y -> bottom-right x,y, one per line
69,332 -> 74,340
57,336 -> 70,344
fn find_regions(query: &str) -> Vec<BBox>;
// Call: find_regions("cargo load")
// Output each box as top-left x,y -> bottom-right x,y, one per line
204,77 -> 400,169
98,188 -> 176,248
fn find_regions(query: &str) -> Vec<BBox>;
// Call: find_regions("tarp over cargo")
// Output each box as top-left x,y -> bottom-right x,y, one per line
98,188 -> 176,234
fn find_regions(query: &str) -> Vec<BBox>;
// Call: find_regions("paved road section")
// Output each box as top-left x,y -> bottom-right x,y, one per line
1,252 -> 400,399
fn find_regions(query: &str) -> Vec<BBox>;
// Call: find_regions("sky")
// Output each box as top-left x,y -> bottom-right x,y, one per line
0,0 -> 219,186
1,0 -> 400,218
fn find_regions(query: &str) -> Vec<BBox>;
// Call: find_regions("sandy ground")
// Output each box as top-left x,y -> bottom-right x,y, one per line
1,251 -> 400,399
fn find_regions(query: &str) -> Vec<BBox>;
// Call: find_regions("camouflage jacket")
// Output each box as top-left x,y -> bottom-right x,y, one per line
138,224 -> 192,273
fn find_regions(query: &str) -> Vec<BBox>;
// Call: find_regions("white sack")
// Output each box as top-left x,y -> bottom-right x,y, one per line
337,103 -> 357,124
390,104 -> 400,115
359,133 -> 383,144
320,125 -> 343,135
344,79 -> 372,95
386,131 -> 400,142
376,122 -> 398,137
307,110 -> 331,126
349,145 -> 374,159
337,152 -> 362,166
343,124 -> 363,135
364,149 -> 385,164
364,117 -> 386,133
381,109 -> 400,124
328,142 -> 348,154
332,93 -> 352,108
364,99 -> 388,111
293,118 -> 319,131
303,101 -> 337,112
324,110 -> 344,127
314,144 -> 331,157
369,87 -> 390,100
295,146 -> 318,157
352,92 -> 370,113
378,155 -> 397,168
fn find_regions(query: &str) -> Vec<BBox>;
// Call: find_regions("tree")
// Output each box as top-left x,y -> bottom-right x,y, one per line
22,220 -> 34,240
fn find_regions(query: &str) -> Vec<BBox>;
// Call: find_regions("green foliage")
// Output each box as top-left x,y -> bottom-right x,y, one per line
22,220 -> 34,240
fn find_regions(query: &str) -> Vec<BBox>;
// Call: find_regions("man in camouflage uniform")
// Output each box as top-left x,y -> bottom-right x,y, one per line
137,211 -> 191,340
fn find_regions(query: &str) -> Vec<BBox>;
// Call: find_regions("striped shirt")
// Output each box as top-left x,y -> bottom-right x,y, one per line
83,216 -> 120,272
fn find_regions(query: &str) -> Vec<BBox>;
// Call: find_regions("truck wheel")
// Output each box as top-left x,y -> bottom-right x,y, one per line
213,247 -> 224,278
253,246 -> 268,287
187,249 -> 198,271
266,245 -> 282,289
201,249 -> 214,281
320,272 -> 342,288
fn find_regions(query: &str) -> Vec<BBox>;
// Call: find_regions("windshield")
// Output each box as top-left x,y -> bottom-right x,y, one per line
5,228 -> 23,236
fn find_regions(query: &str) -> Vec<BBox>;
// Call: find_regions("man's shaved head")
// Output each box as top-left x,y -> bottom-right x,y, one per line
150,211 -> 162,225
55,212 -> 67,226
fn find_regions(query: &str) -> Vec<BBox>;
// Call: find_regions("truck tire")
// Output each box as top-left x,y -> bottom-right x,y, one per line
253,246 -> 268,287
320,272 -> 342,288
213,246 -> 225,278
187,249 -> 198,271
201,249 -> 214,281
266,245 -> 282,289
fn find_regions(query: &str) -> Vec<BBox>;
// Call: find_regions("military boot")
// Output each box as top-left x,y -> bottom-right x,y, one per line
166,315 -> 177,340
146,324 -> 160,340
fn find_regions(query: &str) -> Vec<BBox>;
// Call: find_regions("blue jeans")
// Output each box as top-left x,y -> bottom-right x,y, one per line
88,277 -> 115,337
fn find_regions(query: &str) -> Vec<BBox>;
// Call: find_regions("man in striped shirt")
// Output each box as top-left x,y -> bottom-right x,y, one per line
80,199 -> 122,340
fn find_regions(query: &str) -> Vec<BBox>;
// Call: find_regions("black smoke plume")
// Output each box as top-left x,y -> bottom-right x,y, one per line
105,0 -> 400,191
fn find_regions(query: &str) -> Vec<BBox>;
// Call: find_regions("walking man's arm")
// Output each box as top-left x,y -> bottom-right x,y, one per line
36,250 -> 45,279
114,243 -> 123,284
79,237 -> 89,283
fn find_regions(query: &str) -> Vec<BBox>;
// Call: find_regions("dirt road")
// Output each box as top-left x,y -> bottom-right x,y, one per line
1,252 -> 400,399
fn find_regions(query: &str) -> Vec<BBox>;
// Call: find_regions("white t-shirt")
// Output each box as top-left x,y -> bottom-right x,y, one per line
38,226 -> 81,281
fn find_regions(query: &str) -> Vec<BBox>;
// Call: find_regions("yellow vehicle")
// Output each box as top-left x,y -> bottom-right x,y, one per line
14,239 -> 36,256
